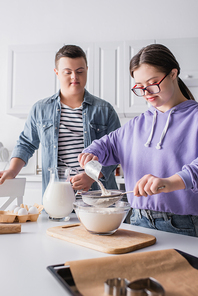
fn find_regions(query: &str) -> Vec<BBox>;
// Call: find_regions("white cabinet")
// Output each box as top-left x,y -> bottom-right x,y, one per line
156,38 -> 198,101
7,38 -> 198,119
93,41 -> 125,116
93,40 -> 155,117
123,40 -> 155,117
82,43 -> 94,94
7,43 -> 94,118
7,44 -> 60,118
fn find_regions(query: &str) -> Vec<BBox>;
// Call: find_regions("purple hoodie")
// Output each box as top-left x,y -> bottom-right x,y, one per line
83,100 -> 198,216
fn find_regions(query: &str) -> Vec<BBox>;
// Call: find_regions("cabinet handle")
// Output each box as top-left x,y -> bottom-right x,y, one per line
36,167 -> 42,174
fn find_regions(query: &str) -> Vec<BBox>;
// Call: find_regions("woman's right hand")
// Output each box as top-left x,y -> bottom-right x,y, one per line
78,153 -> 98,168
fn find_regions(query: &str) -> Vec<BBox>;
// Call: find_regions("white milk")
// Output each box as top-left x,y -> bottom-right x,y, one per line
43,182 -> 75,218
78,210 -> 126,234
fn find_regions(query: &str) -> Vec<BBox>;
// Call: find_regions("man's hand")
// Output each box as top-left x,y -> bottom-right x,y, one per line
70,172 -> 95,191
0,170 -> 17,184
0,158 -> 25,185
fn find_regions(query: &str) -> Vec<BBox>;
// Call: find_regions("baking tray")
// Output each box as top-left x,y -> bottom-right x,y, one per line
47,264 -> 82,296
47,249 -> 198,296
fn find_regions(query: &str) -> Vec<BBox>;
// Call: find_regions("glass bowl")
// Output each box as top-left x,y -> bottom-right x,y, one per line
73,200 -> 131,235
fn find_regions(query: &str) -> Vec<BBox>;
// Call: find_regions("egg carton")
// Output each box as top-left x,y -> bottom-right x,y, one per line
0,203 -> 44,223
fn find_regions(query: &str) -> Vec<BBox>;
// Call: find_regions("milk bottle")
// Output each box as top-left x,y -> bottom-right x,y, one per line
43,167 -> 76,220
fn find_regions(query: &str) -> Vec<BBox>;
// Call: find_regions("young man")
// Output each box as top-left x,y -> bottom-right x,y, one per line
0,45 -> 121,196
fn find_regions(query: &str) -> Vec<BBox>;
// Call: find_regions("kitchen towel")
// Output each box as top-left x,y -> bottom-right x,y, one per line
66,249 -> 198,296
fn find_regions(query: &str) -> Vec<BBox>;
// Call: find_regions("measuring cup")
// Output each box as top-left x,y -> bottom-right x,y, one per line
84,160 -> 102,181
84,160 -> 124,207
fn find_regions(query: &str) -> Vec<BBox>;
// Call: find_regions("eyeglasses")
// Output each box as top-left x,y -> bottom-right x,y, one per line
131,72 -> 170,97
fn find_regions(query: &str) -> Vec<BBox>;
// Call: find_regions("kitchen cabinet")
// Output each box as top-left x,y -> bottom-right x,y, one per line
123,39 -> 154,117
7,42 -> 94,118
93,40 -> 155,117
156,38 -> 198,101
93,41 -> 125,116
7,38 -> 198,119
7,44 -> 59,118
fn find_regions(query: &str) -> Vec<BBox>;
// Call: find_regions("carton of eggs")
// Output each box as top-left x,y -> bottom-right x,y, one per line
0,203 -> 44,223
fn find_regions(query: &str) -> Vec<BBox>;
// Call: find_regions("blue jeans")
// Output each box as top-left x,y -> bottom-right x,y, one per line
130,209 -> 198,237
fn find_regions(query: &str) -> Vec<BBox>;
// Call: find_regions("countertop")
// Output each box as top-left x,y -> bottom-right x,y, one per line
1,213 -> 198,296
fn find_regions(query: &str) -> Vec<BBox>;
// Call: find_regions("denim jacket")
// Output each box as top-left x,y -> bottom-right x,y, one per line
11,89 -> 121,195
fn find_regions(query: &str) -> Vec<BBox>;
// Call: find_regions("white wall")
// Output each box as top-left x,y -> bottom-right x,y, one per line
0,0 -> 198,205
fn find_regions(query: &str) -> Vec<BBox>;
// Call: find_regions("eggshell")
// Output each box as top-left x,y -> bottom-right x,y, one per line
14,206 -> 21,214
28,206 -> 39,214
18,208 -> 28,216
8,204 -> 18,211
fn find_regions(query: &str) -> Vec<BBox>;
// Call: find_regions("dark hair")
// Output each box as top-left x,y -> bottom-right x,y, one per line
55,44 -> 87,68
130,44 -> 195,101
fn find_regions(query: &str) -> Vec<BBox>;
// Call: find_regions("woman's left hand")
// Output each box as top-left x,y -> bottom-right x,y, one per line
133,174 -> 185,197
70,172 -> 95,191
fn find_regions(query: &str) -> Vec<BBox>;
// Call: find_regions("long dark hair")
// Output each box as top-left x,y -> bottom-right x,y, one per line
130,44 -> 195,101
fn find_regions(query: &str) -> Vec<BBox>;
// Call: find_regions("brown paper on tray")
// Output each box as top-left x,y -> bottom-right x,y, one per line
66,249 -> 198,296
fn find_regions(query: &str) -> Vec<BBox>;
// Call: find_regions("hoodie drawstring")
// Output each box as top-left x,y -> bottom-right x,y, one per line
144,110 -> 157,147
156,108 -> 175,149
145,108 -> 175,149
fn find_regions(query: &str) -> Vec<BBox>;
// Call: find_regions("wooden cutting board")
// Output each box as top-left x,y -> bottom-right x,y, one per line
0,224 -> 21,234
47,223 -> 156,254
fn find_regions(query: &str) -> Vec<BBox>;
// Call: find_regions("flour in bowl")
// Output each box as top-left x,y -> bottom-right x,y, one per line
78,209 -> 126,234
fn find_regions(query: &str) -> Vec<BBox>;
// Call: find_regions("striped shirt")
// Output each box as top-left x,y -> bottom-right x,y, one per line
58,103 -> 84,175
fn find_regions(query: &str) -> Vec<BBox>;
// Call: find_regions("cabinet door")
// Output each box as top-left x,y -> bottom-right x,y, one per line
156,38 -> 198,101
7,43 -> 94,118
7,44 -> 60,118
124,40 -> 155,117
94,42 -> 124,117
80,43 -> 94,94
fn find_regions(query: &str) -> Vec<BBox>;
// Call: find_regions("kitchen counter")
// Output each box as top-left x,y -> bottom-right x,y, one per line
1,213 -> 198,296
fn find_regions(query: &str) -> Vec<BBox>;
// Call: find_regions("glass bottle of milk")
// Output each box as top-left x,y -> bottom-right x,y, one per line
43,167 -> 76,221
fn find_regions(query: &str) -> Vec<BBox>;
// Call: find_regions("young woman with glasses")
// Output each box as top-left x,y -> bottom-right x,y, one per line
78,44 -> 198,237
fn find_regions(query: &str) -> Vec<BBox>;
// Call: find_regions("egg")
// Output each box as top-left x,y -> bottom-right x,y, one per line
14,206 -> 21,214
8,204 -> 18,211
28,206 -> 39,214
17,208 -> 28,216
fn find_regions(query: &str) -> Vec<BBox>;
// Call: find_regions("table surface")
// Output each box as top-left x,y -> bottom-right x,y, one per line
1,212 -> 198,296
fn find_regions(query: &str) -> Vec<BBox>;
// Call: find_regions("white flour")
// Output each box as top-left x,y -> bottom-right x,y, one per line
78,209 -> 126,234
97,180 -> 111,196
83,180 -> 118,207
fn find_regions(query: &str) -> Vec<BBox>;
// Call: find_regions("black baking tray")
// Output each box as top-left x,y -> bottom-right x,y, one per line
47,249 -> 198,296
